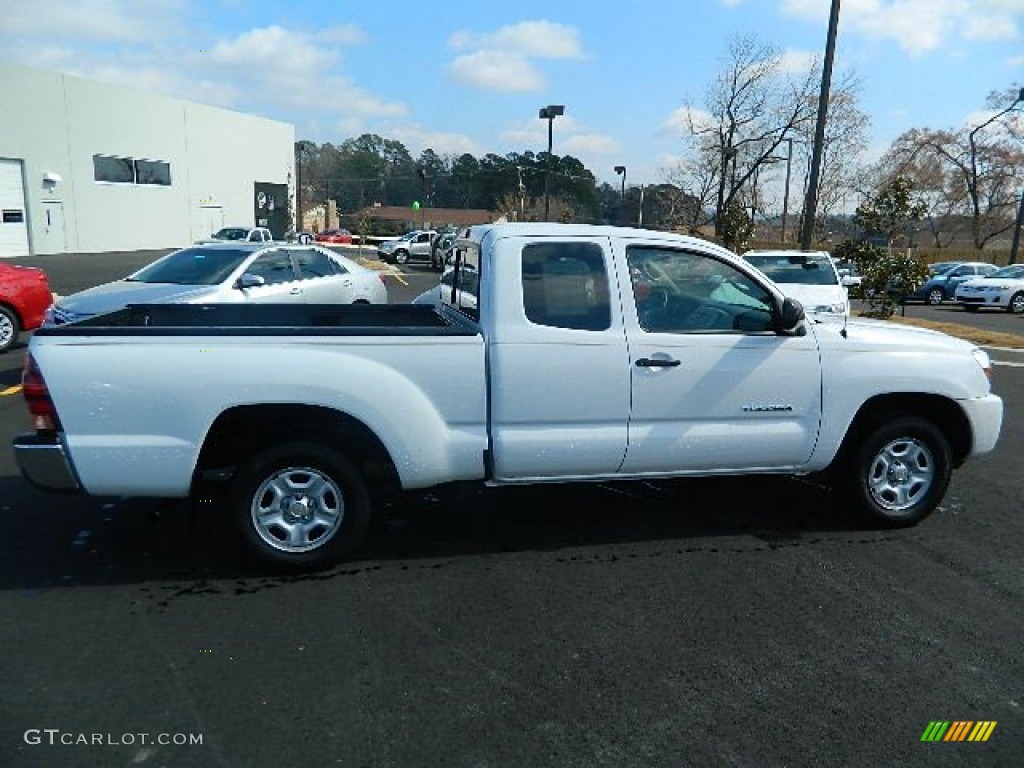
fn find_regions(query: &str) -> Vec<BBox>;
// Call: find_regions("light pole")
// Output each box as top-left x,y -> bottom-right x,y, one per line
800,0 -> 841,251
781,137 -> 794,243
614,165 -> 626,199
539,105 -> 564,221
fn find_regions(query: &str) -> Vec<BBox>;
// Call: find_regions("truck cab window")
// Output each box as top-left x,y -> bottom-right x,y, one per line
627,246 -> 774,333
522,242 -> 610,331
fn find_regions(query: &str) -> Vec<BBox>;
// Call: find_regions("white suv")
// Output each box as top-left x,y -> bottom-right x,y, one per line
377,230 -> 437,265
743,250 -> 856,319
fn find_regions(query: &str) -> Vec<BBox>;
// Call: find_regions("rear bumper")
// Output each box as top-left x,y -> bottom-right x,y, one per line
13,432 -> 82,493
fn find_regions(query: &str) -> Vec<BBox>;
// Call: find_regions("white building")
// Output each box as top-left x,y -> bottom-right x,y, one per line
0,61 -> 294,257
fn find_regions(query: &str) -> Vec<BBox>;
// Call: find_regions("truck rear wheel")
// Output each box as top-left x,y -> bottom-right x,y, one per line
841,416 -> 952,527
230,442 -> 371,569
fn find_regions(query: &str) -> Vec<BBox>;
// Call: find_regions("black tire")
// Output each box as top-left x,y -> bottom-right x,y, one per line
394,249 -> 409,265
926,287 -> 945,306
1008,291 -> 1024,315
839,416 -> 952,528
229,442 -> 371,569
0,305 -> 21,354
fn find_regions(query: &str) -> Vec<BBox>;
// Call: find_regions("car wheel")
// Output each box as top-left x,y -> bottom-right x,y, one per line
394,249 -> 409,265
1008,291 -> 1024,315
230,442 -> 371,569
0,305 -> 21,353
926,287 -> 945,306
840,416 -> 951,528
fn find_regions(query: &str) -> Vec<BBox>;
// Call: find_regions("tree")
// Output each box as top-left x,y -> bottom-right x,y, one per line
873,89 -> 1024,250
835,176 -> 930,318
678,35 -> 820,238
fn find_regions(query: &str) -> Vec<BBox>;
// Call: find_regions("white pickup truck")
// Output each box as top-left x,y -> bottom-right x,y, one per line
14,224 -> 1003,569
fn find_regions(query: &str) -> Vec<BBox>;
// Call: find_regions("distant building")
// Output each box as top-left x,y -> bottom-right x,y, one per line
0,61 -> 294,257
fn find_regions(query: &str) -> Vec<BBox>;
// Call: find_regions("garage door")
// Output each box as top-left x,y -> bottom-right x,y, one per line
0,159 -> 29,258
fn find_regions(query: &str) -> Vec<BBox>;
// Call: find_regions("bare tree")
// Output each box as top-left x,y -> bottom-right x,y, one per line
873,93 -> 1024,250
672,35 -> 820,238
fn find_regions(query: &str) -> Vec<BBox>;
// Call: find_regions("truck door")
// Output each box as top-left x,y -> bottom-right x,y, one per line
616,242 -> 822,473
486,236 -> 631,480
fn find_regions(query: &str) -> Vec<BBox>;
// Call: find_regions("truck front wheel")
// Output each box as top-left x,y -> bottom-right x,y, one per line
841,416 -> 952,528
230,442 -> 371,569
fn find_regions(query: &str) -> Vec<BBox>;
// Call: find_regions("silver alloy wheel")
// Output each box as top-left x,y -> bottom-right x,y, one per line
927,288 -> 944,305
1010,292 -> 1024,314
250,465 -> 346,552
866,437 -> 935,514
395,250 -> 408,264
0,312 -> 14,348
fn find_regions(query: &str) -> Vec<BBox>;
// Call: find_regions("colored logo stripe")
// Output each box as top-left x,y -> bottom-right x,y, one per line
922,721 -> 997,742
968,722 -> 997,742
921,722 -> 950,742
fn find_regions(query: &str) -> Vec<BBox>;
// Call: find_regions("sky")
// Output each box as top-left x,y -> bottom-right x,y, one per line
1,0 -> 1022,190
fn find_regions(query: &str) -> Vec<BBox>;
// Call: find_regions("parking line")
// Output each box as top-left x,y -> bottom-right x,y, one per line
391,274 -> 408,286
1,385 -> 22,396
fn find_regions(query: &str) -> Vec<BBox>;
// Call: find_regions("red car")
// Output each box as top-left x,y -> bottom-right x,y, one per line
0,263 -> 53,353
314,229 -> 354,245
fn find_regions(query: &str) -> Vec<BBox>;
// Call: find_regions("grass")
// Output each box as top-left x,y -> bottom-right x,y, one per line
856,312 -> 1024,349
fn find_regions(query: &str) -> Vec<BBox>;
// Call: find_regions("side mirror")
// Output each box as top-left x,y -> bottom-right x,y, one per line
777,296 -> 806,334
236,273 -> 266,290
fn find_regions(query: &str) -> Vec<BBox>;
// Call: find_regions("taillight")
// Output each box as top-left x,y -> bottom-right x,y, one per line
379,275 -> 386,285
22,353 -> 62,432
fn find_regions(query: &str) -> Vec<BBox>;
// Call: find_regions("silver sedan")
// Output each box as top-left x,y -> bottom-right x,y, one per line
45,243 -> 388,325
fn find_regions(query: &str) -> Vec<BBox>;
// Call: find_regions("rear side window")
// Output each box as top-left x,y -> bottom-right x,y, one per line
521,242 -> 611,331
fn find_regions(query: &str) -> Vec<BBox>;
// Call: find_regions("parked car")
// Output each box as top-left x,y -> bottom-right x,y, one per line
902,261 -> 998,305
315,229 -> 354,245
44,242 -> 386,326
197,226 -> 274,244
429,230 -> 458,270
377,229 -> 437,265
0,263 -> 52,353
742,250 -> 855,318
954,264 -> 1024,313
286,230 -> 316,245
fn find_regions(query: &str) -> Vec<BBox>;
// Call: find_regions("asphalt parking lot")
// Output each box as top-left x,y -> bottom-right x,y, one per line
1,251 -> 1023,767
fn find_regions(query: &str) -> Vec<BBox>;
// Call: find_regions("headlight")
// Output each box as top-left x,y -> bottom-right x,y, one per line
972,348 -> 992,382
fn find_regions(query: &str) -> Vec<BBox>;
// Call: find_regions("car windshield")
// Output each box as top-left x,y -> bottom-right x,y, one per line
212,228 -> 250,240
931,262 -> 959,275
988,266 -> 1024,279
744,254 -> 838,286
127,247 -> 252,285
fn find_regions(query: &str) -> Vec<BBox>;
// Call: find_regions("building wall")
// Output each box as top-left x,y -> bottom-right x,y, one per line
0,61 -> 294,255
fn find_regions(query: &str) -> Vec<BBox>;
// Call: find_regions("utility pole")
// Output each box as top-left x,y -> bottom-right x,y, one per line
539,105 -> 564,221
781,137 -> 794,243
800,0 -> 841,251
1010,189 -> 1024,265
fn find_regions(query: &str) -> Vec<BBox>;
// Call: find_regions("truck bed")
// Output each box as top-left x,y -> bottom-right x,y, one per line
35,302 -> 479,337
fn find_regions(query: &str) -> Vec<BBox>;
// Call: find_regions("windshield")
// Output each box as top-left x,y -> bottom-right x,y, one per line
128,247 -> 252,285
930,262 -> 959,275
744,254 -> 838,286
212,228 -> 250,240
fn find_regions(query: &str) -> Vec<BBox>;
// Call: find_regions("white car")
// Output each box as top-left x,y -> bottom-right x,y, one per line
45,242 -> 387,325
743,250 -> 855,319
196,226 -> 274,244
954,264 -> 1024,314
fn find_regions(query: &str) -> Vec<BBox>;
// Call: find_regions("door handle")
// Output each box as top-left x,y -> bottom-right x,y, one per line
289,288 -> 302,295
635,357 -> 681,368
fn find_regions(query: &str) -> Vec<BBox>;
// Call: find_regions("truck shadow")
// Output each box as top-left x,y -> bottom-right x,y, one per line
0,473 -> 902,593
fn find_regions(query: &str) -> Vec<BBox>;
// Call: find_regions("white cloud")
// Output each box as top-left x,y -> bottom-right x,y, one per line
447,20 -> 584,93
782,0 -> 1021,56
0,0 -> 186,43
449,21 -> 583,60
777,49 -> 816,75
562,134 -> 620,155
385,124 -> 484,157
661,106 -> 716,135
450,51 -> 545,92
